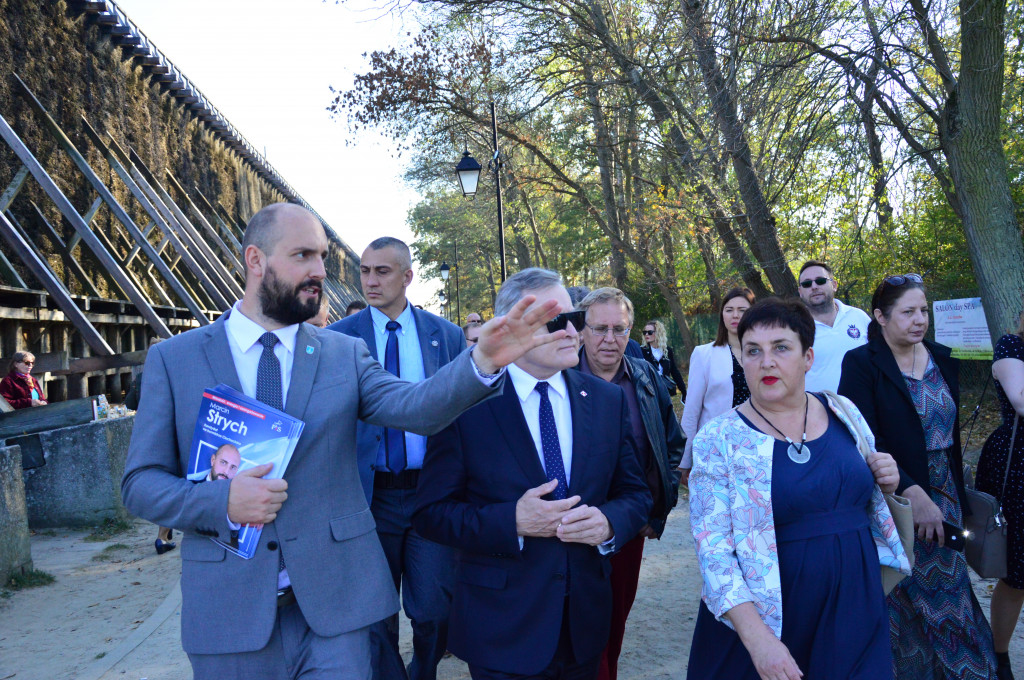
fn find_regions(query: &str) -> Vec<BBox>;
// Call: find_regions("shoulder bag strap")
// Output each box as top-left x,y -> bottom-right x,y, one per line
1001,415 -> 1020,503
821,390 -> 872,460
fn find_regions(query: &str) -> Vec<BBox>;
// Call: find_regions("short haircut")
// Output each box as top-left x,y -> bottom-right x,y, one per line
714,287 -> 756,346
346,299 -> 367,315
578,287 -> 634,325
214,443 -> 240,459
243,203 -> 305,256
737,297 -> 815,352
494,268 -> 563,316
365,237 -> 412,270
868,276 -> 927,341
566,286 -> 591,306
799,260 -> 834,277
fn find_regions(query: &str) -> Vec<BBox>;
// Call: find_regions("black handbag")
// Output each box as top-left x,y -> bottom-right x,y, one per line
961,384 -> 1013,579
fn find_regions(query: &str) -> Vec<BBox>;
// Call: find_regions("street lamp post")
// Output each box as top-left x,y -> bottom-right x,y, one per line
439,249 -> 461,325
454,102 -> 507,282
440,261 -> 452,323
438,289 -> 448,321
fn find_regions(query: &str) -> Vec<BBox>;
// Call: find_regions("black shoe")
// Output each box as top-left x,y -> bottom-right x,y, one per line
155,539 -> 177,555
997,653 -> 1015,680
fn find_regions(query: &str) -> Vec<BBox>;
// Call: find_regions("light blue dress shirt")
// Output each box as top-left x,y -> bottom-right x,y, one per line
369,304 -> 428,470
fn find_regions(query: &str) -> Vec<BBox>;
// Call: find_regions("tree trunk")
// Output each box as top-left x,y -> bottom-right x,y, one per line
941,0 -> 1024,337
680,0 -> 798,297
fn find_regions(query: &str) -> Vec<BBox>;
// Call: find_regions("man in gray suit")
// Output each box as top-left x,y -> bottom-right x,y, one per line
120,203 -> 564,680
328,237 -> 462,680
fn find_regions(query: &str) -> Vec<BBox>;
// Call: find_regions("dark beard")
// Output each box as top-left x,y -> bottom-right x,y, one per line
259,267 -> 321,326
803,295 -> 835,316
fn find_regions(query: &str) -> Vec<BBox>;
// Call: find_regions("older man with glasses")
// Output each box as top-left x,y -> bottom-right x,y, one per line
575,287 -> 685,680
797,260 -> 872,392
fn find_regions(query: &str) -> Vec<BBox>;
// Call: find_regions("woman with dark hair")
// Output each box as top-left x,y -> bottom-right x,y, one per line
689,297 -> 910,680
975,310 -> 1024,680
678,288 -> 755,484
839,275 -> 997,678
640,319 -> 686,399
0,351 -> 46,409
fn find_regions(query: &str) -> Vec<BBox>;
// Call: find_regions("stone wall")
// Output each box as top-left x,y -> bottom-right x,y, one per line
0,444 -> 32,582
19,416 -> 132,528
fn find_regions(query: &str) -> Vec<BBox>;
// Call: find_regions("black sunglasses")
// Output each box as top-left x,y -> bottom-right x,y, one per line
799,276 -> 831,289
883,273 -> 923,287
546,310 -> 586,334
642,329 -> 655,336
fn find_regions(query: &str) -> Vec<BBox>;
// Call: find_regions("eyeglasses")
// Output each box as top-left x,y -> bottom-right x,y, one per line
546,310 -> 586,334
20,360 -> 34,365
799,276 -> 832,289
585,323 -> 631,338
642,329 -> 655,336
883,273 -> 924,287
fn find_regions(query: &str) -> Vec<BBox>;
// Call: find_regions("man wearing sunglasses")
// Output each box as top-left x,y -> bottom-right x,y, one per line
413,268 -> 651,680
797,260 -> 871,392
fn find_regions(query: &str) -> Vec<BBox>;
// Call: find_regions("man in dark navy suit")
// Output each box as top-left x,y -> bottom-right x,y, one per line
413,268 -> 652,679
328,237 -> 464,680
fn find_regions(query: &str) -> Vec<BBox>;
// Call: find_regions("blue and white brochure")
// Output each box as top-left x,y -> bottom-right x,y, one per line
186,384 -> 304,558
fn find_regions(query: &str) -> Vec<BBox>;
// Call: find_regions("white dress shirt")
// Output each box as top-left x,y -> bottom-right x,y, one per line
223,303 -> 298,407
507,363 -> 573,485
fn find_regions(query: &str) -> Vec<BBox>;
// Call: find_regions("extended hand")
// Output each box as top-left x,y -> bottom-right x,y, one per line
556,504 -> 613,546
227,463 -> 288,525
748,632 -> 804,680
904,484 -> 944,545
516,479 -> 581,537
473,295 -> 566,374
867,451 -> 899,495
679,467 -> 691,487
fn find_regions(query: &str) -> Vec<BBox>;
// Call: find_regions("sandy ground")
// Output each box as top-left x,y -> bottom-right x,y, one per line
1,497 -> 1022,680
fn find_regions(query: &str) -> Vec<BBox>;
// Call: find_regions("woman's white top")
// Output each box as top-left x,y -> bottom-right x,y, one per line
679,342 -> 736,467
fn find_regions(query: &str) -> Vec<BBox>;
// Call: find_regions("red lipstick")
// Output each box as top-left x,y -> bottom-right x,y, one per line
762,376 -> 778,385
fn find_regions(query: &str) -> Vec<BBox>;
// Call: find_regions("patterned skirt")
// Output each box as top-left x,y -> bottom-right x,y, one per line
887,448 -> 998,679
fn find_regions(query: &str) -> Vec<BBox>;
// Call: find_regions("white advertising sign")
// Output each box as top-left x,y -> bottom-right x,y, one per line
933,298 -> 993,360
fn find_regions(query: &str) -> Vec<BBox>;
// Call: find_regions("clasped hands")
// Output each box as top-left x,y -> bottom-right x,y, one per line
515,478 -> 613,546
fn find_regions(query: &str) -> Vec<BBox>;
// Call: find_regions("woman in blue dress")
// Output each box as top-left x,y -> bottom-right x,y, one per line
688,298 -> 912,680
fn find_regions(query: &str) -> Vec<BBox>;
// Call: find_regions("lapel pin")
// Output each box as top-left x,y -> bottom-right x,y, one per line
305,346 -> 314,355
431,340 -> 439,347
580,390 -> 588,397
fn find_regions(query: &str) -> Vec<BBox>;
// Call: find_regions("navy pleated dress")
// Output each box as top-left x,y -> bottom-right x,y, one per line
687,395 -> 892,679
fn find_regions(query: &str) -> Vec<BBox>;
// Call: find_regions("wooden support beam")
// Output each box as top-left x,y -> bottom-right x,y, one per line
80,119 -> 213,322
0,212 -> 112,356
26,203 -> 104,298
128,148 -> 243,301
164,171 -> 244,278
103,133 -> 230,311
4,77 -> 172,339
0,167 -> 31,289
192,186 -> 244,258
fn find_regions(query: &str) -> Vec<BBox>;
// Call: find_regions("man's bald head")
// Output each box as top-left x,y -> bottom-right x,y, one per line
243,203 -> 320,258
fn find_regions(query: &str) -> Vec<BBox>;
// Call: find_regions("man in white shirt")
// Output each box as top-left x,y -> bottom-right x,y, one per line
413,268 -> 651,679
121,204 -> 565,680
798,260 -> 871,392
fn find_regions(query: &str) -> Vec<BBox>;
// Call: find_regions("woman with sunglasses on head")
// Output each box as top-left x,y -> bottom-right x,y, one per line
839,274 -> 998,679
975,311 -> 1024,680
678,288 -> 755,484
0,351 -> 46,410
640,319 -> 686,400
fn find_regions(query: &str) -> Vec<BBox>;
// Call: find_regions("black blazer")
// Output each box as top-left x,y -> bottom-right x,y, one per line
412,370 -> 652,675
838,335 -> 969,514
640,344 -> 686,399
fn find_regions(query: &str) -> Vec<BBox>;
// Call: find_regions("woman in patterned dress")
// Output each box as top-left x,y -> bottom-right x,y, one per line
688,298 -> 910,680
678,287 -> 755,485
840,275 -> 998,679
976,318 -> 1024,680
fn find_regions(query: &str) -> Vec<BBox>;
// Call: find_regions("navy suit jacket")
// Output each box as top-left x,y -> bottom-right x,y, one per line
412,369 -> 652,675
328,305 -> 465,503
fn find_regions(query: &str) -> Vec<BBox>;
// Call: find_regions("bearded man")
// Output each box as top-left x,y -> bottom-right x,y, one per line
121,203 -> 564,679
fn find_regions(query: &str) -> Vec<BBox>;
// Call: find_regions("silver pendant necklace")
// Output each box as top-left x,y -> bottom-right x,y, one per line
749,393 -> 811,464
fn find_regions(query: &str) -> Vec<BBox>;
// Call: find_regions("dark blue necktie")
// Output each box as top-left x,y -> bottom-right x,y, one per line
382,320 -> 407,474
535,382 -> 567,500
256,332 -> 283,411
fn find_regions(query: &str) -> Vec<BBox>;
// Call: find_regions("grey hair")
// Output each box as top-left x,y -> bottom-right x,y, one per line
365,237 -> 412,270
578,287 -> 635,325
494,268 -> 564,316
566,286 -> 591,306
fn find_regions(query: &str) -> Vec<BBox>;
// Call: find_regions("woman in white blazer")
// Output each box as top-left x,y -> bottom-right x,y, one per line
679,287 -> 755,482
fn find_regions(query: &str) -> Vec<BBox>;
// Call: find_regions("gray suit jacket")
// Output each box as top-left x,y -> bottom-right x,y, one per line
327,305 -> 465,502
120,311 -> 499,655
